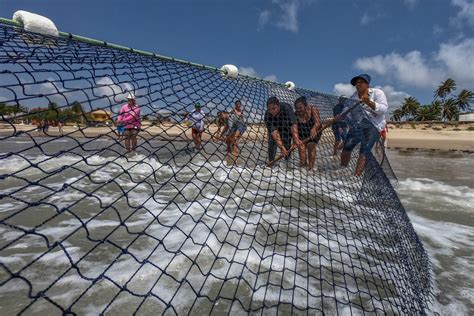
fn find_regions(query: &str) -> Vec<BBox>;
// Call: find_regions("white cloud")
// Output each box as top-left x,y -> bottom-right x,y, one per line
376,85 -> 411,109
239,66 -> 278,82
433,25 -> 443,36
354,51 -> 439,87
403,0 -> 418,10
354,38 -> 474,89
436,39 -> 474,84
258,0 -> 313,33
451,0 -> 474,26
276,0 -> 300,33
264,74 -> 278,81
360,13 -> 370,25
333,83 -> 355,97
239,66 -> 258,77
94,77 -> 134,100
360,12 -> 385,25
258,10 -> 271,30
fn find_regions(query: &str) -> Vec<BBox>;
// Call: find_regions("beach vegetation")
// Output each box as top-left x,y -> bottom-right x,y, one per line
391,78 -> 473,122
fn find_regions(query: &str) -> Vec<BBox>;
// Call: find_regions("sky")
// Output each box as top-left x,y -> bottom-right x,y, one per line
1,0 -> 473,112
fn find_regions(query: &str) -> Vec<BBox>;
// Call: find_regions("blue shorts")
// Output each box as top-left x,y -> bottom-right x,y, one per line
229,124 -> 246,135
343,119 -> 380,155
117,126 -> 125,134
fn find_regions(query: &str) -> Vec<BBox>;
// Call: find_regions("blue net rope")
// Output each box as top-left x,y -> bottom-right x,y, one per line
0,23 -> 431,314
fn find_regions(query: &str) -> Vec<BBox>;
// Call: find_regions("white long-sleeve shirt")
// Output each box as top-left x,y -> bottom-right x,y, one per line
350,87 -> 388,131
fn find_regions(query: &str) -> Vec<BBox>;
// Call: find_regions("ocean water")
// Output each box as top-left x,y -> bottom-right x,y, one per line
0,137 -> 471,314
387,150 -> 474,315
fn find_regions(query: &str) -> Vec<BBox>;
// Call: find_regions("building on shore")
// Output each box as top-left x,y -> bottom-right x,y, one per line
87,109 -> 113,126
459,112 -> 474,122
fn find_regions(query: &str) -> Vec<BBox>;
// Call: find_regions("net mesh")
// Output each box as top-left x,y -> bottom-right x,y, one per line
0,23 -> 431,314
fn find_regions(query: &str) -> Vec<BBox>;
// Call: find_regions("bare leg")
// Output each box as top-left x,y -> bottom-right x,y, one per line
124,131 -> 131,153
192,130 -> 201,149
298,144 -> 307,168
341,150 -> 352,167
196,132 -> 202,149
131,135 -> 138,153
307,143 -> 317,171
231,131 -> 242,165
355,153 -> 367,176
225,134 -> 234,166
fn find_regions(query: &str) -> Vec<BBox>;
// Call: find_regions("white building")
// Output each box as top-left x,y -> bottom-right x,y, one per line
459,112 -> 474,122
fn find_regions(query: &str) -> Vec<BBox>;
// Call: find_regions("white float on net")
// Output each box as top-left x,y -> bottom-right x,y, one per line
220,64 -> 239,78
285,81 -> 296,90
13,10 -> 59,37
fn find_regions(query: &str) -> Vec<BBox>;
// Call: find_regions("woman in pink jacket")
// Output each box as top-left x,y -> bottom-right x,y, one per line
117,92 -> 141,154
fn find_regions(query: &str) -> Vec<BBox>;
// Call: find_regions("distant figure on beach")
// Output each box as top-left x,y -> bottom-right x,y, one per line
341,74 -> 388,176
225,100 -> 247,165
332,96 -> 348,156
42,119 -> 49,134
264,96 -> 299,164
216,111 -> 229,141
57,120 -> 63,136
117,92 -> 141,155
294,96 -> 322,170
187,102 -> 205,151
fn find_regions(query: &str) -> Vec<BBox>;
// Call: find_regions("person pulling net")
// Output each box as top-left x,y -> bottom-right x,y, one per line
0,16 -> 431,315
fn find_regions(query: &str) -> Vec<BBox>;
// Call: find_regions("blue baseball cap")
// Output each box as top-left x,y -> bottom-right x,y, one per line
350,74 -> 371,86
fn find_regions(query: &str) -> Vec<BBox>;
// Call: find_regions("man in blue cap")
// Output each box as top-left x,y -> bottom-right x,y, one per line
341,74 -> 388,176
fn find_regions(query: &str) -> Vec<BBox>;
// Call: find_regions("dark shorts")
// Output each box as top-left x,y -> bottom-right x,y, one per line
332,124 -> 347,142
343,119 -> 380,155
117,126 -> 125,134
124,128 -> 139,137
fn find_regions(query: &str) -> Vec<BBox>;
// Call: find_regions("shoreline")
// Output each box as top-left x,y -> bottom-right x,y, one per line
2,123 -> 473,153
386,129 -> 474,153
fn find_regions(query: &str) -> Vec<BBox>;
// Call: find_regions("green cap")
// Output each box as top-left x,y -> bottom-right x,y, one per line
195,102 -> 202,108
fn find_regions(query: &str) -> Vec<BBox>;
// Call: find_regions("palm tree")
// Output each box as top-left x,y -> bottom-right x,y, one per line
400,96 -> 420,120
455,89 -> 474,112
391,108 -> 404,121
429,101 -> 442,121
434,78 -> 456,101
441,99 -> 459,121
415,106 -> 432,121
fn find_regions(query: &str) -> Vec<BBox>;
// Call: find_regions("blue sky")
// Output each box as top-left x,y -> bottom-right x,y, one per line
1,0 -> 473,111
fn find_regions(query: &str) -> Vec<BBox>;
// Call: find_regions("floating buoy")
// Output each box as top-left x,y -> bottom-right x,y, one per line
285,81 -> 296,90
220,64 -> 239,78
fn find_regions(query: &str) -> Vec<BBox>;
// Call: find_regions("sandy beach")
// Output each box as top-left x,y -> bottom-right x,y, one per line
2,121 -> 473,152
386,122 -> 474,152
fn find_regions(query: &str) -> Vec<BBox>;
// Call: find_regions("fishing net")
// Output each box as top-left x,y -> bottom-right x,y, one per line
0,21 -> 431,314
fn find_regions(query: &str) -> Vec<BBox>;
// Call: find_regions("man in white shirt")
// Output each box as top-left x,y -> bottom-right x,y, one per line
341,74 -> 388,176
